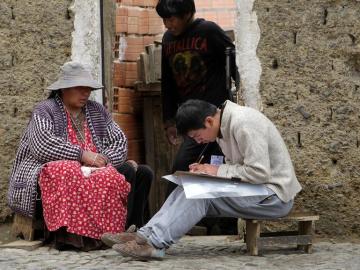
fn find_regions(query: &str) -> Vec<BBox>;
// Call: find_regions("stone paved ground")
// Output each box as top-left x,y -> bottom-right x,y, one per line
0,236 -> 359,270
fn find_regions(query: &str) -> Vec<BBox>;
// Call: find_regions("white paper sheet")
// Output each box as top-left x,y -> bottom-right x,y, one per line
162,173 -> 269,199
80,166 -> 106,177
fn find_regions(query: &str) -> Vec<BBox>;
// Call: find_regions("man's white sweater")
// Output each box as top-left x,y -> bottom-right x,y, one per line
217,101 -> 302,202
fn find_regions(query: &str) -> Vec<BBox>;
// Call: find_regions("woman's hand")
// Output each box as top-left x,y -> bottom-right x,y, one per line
126,160 -> 138,171
189,163 -> 219,176
82,151 -> 108,167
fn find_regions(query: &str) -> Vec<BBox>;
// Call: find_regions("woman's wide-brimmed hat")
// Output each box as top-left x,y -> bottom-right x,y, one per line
46,61 -> 103,91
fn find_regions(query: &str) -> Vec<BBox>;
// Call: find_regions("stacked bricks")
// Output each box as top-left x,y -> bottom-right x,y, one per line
196,0 -> 236,30
115,5 -> 163,34
113,0 -> 163,162
114,35 -> 156,61
113,61 -> 138,87
112,88 -> 144,161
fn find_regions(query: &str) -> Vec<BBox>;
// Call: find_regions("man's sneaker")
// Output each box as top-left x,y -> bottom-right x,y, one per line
113,240 -> 165,261
101,224 -> 137,247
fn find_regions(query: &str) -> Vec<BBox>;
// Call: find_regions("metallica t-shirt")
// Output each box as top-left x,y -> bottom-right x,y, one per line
161,18 -> 237,123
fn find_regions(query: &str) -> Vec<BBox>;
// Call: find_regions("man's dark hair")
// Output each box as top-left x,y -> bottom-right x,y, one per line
176,99 -> 217,136
156,0 -> 196,18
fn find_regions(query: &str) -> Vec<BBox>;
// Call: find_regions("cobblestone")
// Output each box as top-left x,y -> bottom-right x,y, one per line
0,236 -> 359,270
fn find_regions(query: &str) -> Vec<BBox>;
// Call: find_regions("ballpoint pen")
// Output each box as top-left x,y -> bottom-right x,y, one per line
195,143 -> 209,163
197,155 -> 204,164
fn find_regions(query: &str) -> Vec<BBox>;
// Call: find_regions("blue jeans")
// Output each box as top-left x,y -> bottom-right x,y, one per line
138,186 -> 293,249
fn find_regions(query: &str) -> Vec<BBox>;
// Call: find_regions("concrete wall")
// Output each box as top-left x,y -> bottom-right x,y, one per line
234,0 -> 262,109
234,0 -> 360,236
70,0 -> 103,104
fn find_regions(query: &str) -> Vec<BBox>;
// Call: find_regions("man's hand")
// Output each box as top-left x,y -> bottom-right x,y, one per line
82,151 -> 107,167
165,126 -> 179,145
189,163 -> 219,176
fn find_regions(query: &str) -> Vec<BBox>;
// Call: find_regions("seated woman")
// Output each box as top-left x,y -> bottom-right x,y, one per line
8,62 -> 152,250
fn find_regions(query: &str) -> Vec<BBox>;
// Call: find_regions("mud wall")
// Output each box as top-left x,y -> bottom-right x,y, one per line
248,0 -> 360,236
0,0 -> 74,221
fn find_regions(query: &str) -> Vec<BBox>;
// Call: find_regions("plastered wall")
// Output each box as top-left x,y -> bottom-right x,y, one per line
242,0 -> 360,236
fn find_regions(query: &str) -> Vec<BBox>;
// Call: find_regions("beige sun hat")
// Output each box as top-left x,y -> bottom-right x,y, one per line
47,61 -> 103,91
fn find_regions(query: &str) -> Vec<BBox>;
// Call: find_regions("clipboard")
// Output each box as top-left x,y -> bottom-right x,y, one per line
163,171 -> 268,199
174,171 -> 242,183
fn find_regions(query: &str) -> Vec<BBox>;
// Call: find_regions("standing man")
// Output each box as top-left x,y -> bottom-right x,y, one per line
156,0 -> 239,196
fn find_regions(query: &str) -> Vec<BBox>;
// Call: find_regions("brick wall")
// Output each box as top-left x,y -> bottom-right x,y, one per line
196,0 -> 236,30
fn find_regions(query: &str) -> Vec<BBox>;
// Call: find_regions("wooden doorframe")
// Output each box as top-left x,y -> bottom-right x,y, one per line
101,0 -> 116,109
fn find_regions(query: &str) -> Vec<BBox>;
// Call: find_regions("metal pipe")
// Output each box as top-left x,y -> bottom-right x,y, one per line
225,47 -> 233,102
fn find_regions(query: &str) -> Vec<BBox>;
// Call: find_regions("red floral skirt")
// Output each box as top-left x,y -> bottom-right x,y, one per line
39,160 -> 130,239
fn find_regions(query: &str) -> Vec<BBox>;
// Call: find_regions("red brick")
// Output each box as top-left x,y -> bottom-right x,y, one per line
147,9 -> 159,18
126,44 -> 144,53
196,0 -> 213,8
118,16 -> 128,25
143,36 -> 155,46
125,36 -> 144,46
138,26 -> 148,35
113,87 -> 143,116
124,52 -> 140,61
127,24 -> 139,33
148,24 -> 164,34
116,23 -> 128,33
217,10 -> 235,29
117,36 -> 145,61
117,7 -> 128,16
112,113 -> 144,143
113,61 -> 139,87
128,16 -> 139,25
121,0 -> 134,5
127,70 -> 138,80
113,113 -> 136,127
223,0 -> 236,8
133,0 -> 145,6
144,0 -> 158,7
127,63 -> 138,71
127,7 -> 142,17
149,17 -> 163,26
204,11 -> 218,22
113,63 -> 125,86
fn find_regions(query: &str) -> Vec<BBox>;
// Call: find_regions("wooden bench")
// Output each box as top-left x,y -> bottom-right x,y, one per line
11,213 -> 44,241
243,212 -> 319,255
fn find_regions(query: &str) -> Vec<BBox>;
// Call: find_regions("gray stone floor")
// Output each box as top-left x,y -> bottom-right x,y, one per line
0,236 -> 359,270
